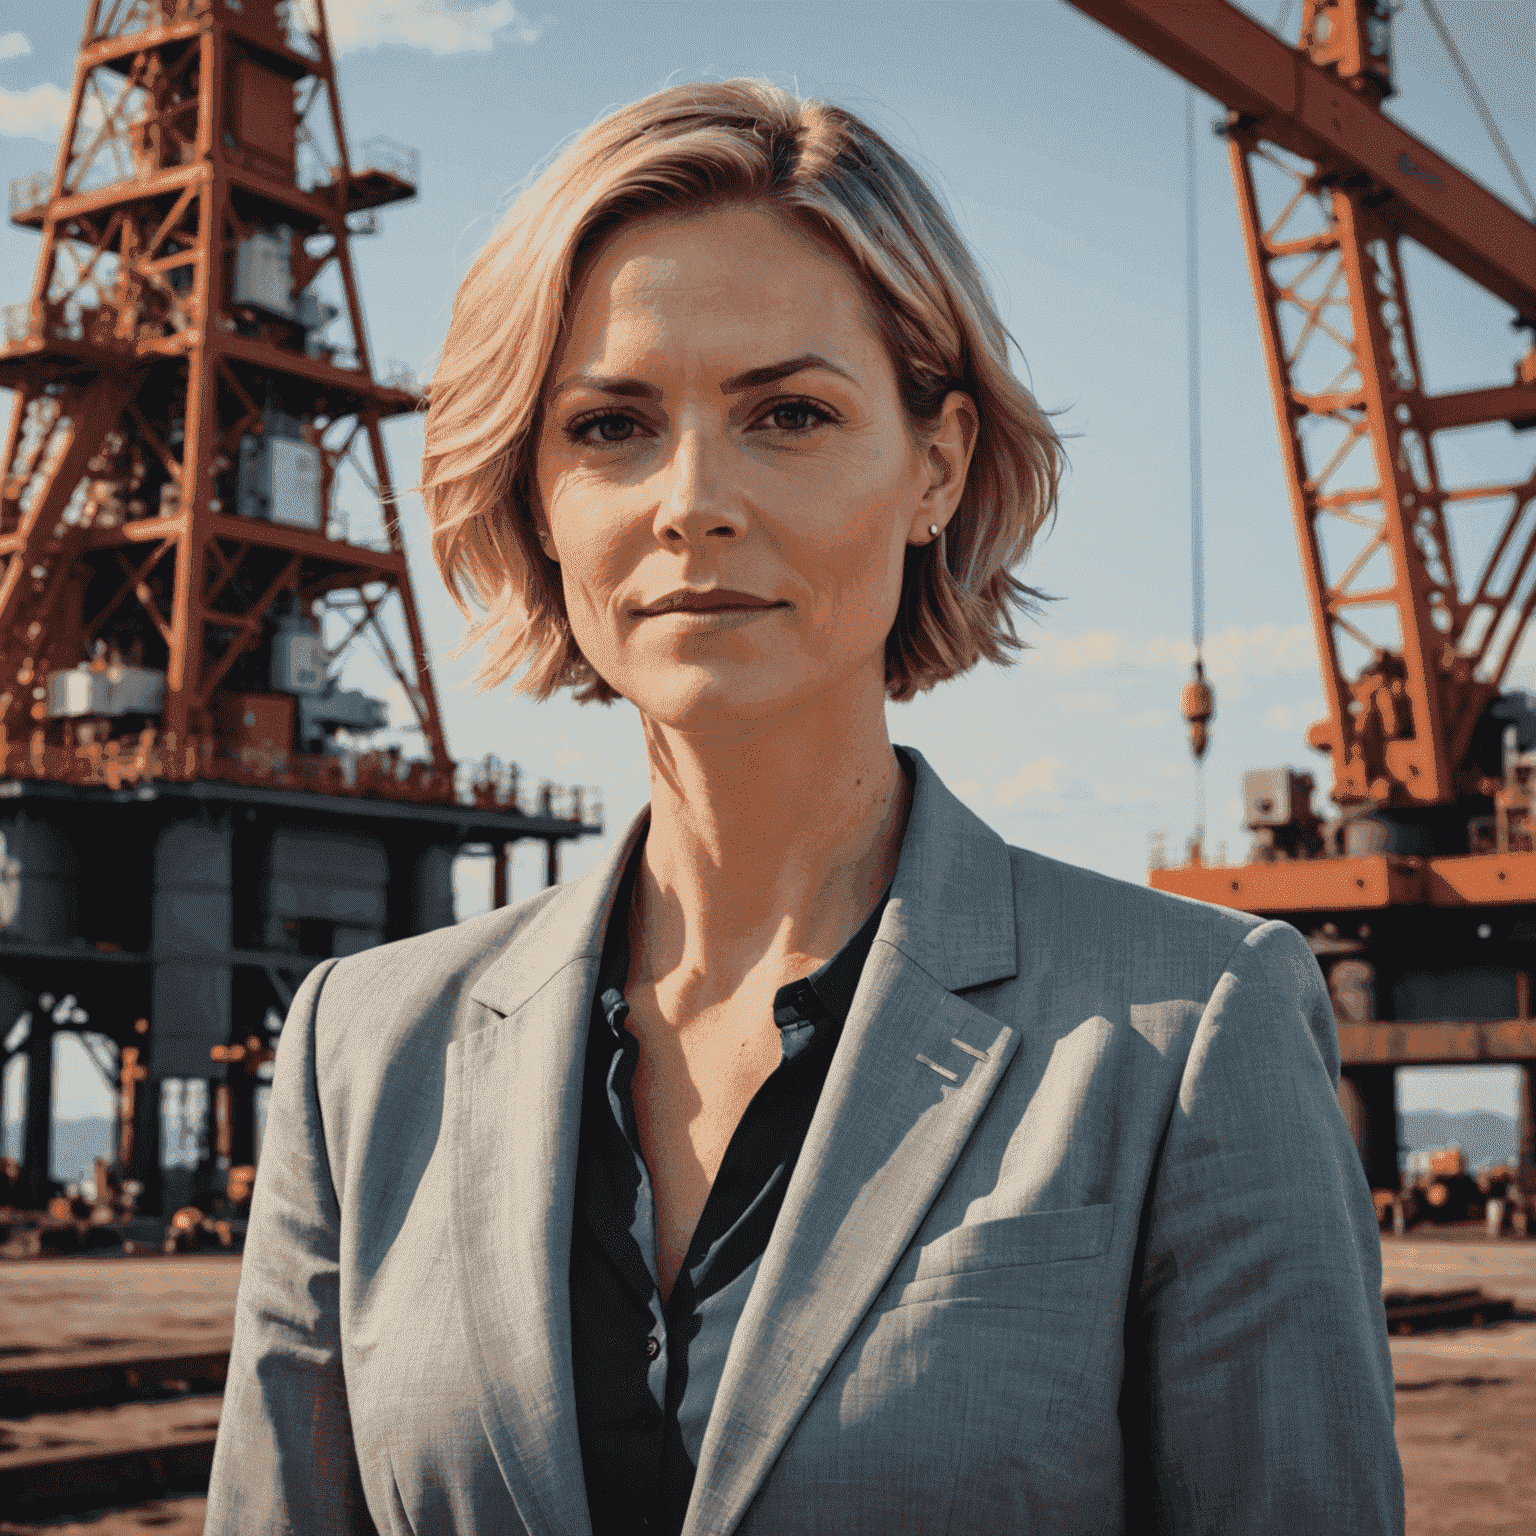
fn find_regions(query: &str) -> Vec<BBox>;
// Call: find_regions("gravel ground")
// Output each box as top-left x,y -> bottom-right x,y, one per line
2,1235 -> 1533,1533
1381,1232 -> 1536,1533
1393,1353 -> 1536,1536
0,1256 -> 240,1363
0,1393 -> 222,1463
0,1496 -> 207,1534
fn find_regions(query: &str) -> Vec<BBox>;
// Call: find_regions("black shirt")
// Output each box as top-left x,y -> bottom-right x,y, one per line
569,844 -> 889,1536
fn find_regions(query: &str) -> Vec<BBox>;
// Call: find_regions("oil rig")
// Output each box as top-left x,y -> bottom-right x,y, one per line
1067,0 -> 1536,1201
0,0 -> 602,1219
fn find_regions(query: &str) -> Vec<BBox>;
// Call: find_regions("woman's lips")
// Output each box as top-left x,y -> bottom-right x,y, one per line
633,589 -> 788,616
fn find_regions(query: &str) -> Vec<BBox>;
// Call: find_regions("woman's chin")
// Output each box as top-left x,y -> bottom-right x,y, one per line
619,659 -> 814,734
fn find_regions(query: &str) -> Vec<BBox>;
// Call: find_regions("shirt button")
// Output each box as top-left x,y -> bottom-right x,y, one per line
645,1335 -> 661,1361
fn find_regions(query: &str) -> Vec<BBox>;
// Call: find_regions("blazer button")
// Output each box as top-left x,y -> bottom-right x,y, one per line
645,1335 -> 661,1361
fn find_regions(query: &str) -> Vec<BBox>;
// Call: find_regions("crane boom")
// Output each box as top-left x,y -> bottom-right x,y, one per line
1065,0 -> 1536,811
1068,0 -> 1536,318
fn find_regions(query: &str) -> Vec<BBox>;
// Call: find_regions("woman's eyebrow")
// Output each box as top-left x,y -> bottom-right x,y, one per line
549,374 -> 662,402
719,353 -> 858,394
549,353 -> 857,402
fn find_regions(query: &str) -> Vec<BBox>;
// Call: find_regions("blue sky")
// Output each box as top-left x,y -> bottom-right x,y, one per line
2,0 -> 1533,1122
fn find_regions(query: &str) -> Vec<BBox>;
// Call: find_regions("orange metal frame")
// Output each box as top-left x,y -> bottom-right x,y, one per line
0,0 -> 453,801
1226,136 -> 1528,808
1150,848 -> 1536,910
1070,0 -> 1536,814
1065,0 -> 1536,1189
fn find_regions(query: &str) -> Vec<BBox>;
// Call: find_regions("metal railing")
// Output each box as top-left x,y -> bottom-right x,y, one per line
455,757 -> 603,827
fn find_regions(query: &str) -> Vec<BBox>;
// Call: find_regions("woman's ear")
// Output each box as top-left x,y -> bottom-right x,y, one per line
911,390 -> 978,544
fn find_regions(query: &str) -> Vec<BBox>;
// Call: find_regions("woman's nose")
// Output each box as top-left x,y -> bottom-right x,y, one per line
652,427 -> 746,546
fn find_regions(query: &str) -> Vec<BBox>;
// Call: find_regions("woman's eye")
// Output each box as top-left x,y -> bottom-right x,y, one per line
763,401 -> 830,433
569,412 -> 639,444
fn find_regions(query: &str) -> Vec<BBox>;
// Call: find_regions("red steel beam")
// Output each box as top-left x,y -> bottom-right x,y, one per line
1417,382 -> 1536,433
1065,0 -> 1536,319
216,333 -> 418,414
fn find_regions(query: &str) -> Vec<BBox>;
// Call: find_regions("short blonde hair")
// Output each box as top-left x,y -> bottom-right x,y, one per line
421,79 -> 1063,703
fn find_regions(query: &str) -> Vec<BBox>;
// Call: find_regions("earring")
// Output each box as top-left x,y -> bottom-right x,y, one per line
928,524 -> 939,539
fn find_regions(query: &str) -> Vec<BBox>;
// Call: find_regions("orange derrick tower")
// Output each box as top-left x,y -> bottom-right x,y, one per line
0,0 -> 603,1217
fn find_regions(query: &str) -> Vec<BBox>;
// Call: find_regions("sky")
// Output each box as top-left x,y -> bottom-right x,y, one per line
1,0 -> 1533,1125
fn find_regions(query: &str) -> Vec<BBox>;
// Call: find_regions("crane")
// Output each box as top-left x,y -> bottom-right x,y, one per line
1063,0 -> 1536,1198
0,0 -> 603,1216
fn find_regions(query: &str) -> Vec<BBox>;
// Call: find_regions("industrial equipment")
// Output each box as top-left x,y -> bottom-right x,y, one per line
0,0 -> 603,1217
1066,0 -> 1536,1197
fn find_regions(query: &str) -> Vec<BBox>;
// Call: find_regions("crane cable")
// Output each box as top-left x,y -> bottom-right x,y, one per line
1179,85 -> 1215,860
1186,88 -> 1205,670
1418,0 -> 1536,220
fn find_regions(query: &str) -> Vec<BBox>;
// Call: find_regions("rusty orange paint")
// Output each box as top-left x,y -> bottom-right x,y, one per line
0,0 -> 455,800
1426,853 -> 1536,907
1149,855 -> 1424,911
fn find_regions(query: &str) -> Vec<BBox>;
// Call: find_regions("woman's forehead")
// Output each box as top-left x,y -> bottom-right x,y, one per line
555,206 -> 887,385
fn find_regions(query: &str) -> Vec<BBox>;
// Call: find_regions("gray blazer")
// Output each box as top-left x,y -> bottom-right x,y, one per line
206,747 -> 1404,1535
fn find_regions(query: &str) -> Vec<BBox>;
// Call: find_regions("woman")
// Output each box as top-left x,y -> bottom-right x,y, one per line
207,81 -> 1403,1535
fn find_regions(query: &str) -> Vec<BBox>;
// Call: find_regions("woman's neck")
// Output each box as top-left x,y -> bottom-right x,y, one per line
630,679 -> 910,1004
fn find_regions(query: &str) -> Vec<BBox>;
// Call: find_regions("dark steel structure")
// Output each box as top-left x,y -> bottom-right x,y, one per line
1067,0 -> 1536,1196
0,0 -> 602,1215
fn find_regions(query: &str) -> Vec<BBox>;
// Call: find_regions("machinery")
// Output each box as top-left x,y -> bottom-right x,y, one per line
1065,0 -> 1536,1196
0,0 -> 603,1216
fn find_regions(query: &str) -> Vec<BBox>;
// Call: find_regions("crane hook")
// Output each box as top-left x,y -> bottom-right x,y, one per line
1181,656 -> 1215,762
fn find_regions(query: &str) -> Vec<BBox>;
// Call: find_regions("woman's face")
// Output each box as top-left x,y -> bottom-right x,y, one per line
533,203 -> 974,734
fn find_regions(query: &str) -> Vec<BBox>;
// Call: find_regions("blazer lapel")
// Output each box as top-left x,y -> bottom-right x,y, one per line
446,811 -> 650,1536
684,749 -> 1022,1536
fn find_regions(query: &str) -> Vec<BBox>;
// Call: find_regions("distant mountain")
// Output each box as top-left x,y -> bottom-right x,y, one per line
1401,1109 -> 1519,1170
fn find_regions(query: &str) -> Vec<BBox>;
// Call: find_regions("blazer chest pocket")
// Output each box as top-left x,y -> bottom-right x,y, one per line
886,1203 -> 1114,1310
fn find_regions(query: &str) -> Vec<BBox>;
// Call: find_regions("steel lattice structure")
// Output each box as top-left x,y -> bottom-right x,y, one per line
1068,0 -> 1536,1198
1229,129 -> 1535,809
0,0 -> 451,800
0,0 -> 602,1217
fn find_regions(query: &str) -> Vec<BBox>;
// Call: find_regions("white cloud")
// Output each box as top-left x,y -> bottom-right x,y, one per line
307,0 -> 547,54
1023,623 -> 1315,681
1024,629 -> 1125,672
1202,624 -> 1316,680
0,33 -> 31,61
0,81 -> 68,141
995,754 -> 1062,807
